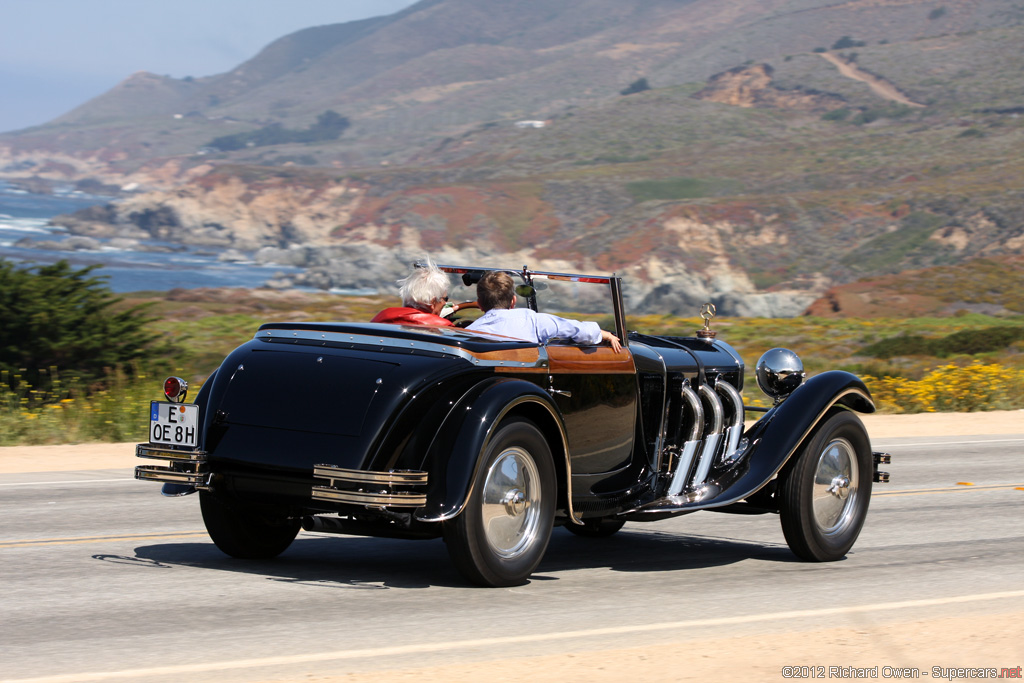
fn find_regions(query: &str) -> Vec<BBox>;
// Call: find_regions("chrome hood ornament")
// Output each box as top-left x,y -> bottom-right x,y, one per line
696,302 -> 717,340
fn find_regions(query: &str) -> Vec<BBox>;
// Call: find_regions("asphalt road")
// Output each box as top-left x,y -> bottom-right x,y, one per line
2,433 -> 1023,682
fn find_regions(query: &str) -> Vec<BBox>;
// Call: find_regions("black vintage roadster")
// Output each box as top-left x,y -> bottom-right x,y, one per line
136,264 -> 890,586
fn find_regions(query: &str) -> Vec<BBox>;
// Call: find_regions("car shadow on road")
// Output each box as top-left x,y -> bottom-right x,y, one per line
121,524 -> 798,589
537,526 -> 798,577
129,534 -> 457,589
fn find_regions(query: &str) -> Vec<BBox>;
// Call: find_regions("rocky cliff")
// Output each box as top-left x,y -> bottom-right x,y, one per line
50,166 -> 822,317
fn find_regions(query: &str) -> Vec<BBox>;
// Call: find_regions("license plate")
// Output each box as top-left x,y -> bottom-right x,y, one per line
150,402 -> 200,448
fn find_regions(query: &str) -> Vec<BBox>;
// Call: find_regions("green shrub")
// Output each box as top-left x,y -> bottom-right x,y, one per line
0,260 -> 165,388
208,110 -> 350,151
861,326 -> 1024,359
621,78 -> 651,96
822,108 -> 851,122
626,176 -> 744,201
832,36 -> 866,50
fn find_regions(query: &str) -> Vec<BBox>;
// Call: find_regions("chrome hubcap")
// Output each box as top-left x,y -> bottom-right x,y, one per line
481,447 -> 541,558
812,438 -> 859,536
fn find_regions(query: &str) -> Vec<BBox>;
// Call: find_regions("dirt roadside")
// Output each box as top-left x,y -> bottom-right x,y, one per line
290,610 -> 1024,683
1,410 -> 1020,474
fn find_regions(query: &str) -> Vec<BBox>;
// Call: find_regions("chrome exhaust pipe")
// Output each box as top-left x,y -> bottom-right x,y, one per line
667,381 -> 704,496
715,379 -> 745,464
690,383 -> 725,488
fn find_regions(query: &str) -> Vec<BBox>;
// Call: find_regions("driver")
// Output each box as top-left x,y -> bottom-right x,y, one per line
371,260 -> 472,326
467,271 -> 622,352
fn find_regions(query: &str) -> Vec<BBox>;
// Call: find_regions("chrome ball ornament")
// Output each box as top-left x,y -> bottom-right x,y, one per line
755,348 -> 805,402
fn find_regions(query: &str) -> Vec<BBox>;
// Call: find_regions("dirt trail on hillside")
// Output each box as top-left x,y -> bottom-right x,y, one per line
819,52 -> 926,107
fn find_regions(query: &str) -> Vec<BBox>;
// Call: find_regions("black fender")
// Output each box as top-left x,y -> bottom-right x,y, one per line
695,370 -> 875,509
414,377 -> 573,523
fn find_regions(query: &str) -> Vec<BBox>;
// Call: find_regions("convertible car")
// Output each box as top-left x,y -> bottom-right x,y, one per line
136,264 -> 890,586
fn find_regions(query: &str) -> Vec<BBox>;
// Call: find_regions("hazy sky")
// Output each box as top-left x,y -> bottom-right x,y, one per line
0,0 -> 419,133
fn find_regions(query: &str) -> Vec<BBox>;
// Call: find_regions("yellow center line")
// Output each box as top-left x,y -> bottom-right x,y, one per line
0,531 -> 208,548
875,483 -> 1024,497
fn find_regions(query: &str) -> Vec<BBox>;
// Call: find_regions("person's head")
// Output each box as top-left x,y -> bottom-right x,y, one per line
398,260 -> 449,315
476,271 -> 516,312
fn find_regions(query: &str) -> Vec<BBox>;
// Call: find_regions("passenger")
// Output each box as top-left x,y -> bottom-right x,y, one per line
467,271 -> 622,352
371,260 -> 471,326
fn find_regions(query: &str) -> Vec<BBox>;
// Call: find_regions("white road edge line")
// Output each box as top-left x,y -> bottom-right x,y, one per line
0,478 -> 136,487
6,590 -> 1024,683
874,438 -> 1024,447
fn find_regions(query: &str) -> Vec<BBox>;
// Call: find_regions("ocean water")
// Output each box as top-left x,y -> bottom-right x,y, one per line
0,181 -> 302,292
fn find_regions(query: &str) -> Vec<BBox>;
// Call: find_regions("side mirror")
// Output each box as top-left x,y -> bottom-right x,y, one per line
515,284 -> 536,298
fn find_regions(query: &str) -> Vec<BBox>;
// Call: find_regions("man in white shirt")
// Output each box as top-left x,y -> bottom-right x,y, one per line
467,271 -> 622,352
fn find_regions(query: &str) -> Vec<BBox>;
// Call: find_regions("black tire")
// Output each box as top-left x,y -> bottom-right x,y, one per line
443,418 -> 556,587
564,517 -> 626,538
778,411 -> 873,562
199,490 -> 301,559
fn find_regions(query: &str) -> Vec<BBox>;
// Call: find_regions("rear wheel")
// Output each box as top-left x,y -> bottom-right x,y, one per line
444,419 -> 556,586
199,491 -> 300,559
778,411 -> 872,561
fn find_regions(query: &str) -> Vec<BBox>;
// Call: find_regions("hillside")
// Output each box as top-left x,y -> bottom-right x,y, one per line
2,0 -> 1023,315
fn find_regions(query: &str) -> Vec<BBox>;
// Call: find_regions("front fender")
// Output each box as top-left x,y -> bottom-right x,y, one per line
697,370 -> 875,509
414,377 -> 570,523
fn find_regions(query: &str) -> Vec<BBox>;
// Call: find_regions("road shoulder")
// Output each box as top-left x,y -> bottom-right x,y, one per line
1,410 -> 1021,474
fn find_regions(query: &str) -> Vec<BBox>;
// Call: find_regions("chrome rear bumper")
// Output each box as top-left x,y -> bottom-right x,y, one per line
312,464 -> 428,508
135,444 -> 210,489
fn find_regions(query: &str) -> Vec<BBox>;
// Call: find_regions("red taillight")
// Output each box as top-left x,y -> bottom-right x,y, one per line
163,376 -> 188,402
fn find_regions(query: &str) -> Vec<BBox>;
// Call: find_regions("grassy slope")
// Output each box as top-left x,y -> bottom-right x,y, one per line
117,288 -> 1024,386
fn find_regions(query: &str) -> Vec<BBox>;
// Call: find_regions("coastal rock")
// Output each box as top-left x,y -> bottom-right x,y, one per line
14,235 -> 101,251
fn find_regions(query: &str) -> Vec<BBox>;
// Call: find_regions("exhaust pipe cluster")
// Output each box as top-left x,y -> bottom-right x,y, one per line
665,378 -> 745,497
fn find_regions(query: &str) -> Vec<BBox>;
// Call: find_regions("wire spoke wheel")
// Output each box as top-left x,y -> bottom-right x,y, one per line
444,418 -> 555,586
779,411 -> 872,562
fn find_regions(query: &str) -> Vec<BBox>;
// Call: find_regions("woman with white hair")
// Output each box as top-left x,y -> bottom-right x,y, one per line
371,259 -> 472,326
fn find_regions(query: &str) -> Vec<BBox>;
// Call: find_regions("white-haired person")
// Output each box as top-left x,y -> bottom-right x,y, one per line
371,260 -> 475,326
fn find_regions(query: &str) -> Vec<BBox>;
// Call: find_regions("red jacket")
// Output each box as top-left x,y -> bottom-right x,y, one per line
370,307 -> 453,326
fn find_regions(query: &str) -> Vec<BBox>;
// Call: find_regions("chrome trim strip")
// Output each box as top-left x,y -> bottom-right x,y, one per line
414,394 -> 577,524
311,487 -> 427,507
135,444 -> 210,489
647,348 -> 669,474
312,465 -> 428,486
136,444 -> 207,462
256,329 -> 550,370
135,466 -> 209,486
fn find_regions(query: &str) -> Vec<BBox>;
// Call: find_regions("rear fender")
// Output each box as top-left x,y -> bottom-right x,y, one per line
414,378 -> 572,523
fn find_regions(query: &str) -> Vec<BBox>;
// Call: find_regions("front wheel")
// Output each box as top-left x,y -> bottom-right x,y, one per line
778,411 -> 872,562
443,418 -> 556,586
199,491 -> 300,559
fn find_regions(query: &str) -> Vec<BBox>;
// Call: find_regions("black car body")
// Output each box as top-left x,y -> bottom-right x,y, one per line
136,264 -> 890,586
